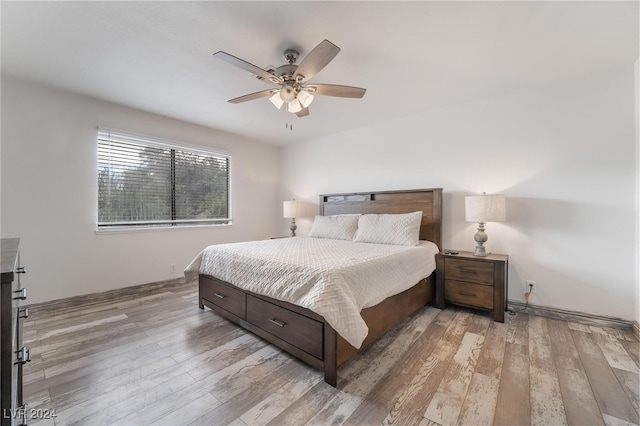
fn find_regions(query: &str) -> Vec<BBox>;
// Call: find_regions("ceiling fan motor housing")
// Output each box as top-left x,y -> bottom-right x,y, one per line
275,64 -> 298,78
283,49 -> 299,64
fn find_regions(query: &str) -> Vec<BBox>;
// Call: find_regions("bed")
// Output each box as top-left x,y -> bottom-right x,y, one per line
188,188 -> 442,386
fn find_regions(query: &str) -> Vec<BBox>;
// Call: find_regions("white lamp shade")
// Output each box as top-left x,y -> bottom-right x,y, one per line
297,89 -> 314,108
269,92 -> 284,109
283,200 -> 303,218
287,98 -> 302,113
465,194 -> 506,223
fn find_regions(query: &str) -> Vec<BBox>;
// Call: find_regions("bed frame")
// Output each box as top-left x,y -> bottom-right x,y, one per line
198,188 -> 443,386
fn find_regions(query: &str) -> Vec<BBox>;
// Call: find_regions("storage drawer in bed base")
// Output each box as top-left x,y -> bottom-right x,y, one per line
199,291 -> 327,372
198,275 -> 329,363
247,294 -> 324,360
198,273 -> 435,387
199,276 -> 246,319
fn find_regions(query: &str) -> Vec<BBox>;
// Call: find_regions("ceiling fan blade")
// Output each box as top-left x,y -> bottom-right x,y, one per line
294,40 -> 340,82
296,107 -> 310,118
213,51 -> 282,84
308,84 -> 366,98
228,89 -> 276,104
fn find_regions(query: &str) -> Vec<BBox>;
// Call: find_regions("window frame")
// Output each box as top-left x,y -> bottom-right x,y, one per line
96,127 -> 232,232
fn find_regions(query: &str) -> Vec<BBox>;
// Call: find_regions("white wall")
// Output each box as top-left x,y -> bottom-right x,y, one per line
1,76 -> 281,304
282,66 -> 636,321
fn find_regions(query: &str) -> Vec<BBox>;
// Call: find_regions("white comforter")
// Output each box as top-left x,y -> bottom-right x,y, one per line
185,237 -> 438,348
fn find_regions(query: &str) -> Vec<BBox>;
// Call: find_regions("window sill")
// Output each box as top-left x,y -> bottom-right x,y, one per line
95,223 -> 233,235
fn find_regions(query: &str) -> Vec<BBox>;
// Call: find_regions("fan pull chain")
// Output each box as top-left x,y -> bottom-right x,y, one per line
283,107 -> 293,131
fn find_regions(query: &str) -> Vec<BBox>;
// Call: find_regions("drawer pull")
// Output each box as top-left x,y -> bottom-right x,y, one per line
15,346 -> 31,365
13,287 -> 27,300
16,266 -> 26,274
269,318 -> 286,327
20,307 -> 29,319
459,290 -> 476,297
214,293 -> 226,299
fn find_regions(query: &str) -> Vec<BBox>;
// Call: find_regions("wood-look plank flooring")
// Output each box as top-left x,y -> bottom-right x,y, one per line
22,280 -> 639,426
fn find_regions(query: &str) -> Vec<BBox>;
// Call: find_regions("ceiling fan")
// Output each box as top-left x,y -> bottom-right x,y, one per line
213,40 -> 366,118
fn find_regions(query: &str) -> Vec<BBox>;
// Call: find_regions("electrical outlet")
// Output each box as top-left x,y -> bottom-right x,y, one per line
526,280 -> 536,294
170,264 -> 176,274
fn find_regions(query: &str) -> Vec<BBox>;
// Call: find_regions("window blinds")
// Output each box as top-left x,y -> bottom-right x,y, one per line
97,128 -> 231,228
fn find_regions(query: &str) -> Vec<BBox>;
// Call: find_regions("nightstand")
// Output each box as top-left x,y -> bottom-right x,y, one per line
435,251 -> 508,322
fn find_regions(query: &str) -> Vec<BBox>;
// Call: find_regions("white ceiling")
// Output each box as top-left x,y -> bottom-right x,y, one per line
1,1 -> 638,146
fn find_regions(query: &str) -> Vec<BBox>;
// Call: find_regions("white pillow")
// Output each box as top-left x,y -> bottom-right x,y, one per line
308,215 -> 359,241
353,211 -> 422,246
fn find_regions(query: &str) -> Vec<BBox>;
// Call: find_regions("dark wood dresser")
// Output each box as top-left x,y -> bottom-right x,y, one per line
1,238 -> 28,426
435,250 -> 508,322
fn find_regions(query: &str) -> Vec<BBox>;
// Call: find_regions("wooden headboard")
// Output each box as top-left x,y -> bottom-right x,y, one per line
319,188 -> 443,249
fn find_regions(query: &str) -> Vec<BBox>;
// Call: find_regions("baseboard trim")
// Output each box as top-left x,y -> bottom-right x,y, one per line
508,300 -> 634,332
26,277 -> 186,312
24,282 -> 639,337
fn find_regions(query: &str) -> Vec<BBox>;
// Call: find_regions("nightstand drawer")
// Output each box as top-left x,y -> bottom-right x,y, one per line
445,258 -> 494,286
445,280 -> 493,310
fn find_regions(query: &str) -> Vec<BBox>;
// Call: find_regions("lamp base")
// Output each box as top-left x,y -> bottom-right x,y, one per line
474,245 -> 488,257
473,222 -> 488,257
289,218 -> 297,237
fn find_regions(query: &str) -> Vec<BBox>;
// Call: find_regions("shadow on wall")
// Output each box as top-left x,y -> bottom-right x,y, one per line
508,194 -> 633,237
509,196 -> 575,232
298,200 -> 318,218
501,193 -> 633,319
507,259 -> 625,319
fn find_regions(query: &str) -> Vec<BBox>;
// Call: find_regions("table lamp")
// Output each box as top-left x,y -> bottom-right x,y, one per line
283,200 -> 302,237
465,193 -> 506,257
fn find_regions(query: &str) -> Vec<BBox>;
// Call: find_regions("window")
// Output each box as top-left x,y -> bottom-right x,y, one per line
97,128 -> 231,229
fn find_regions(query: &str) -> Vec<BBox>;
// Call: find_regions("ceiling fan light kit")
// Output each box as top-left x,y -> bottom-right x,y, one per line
213,39 -> 366,124
297,89 -> 314,108
288,98 -> 303,113
279,85 -> 296,102
266,85 -> 314,112
269,92 -> 285,109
